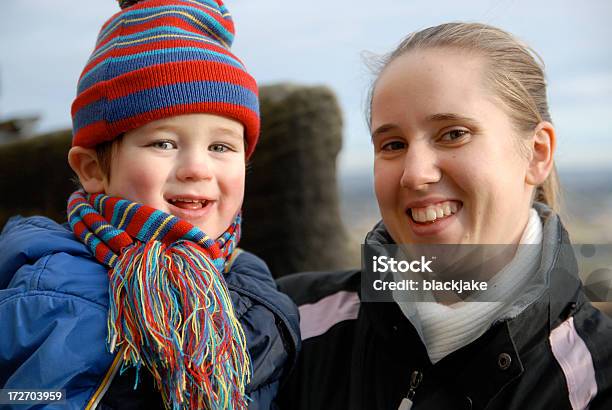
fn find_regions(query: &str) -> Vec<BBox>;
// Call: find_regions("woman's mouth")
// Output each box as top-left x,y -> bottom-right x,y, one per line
408,200 -> 461,224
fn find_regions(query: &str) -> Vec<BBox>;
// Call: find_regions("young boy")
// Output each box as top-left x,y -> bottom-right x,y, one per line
0,1 -> 299,409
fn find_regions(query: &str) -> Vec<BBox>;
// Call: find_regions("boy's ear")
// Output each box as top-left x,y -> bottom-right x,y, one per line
67,147 -> 106,193
525,121 -> 556,186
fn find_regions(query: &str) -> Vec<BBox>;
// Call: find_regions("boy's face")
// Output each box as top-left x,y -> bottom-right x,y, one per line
104,113 -> 246,239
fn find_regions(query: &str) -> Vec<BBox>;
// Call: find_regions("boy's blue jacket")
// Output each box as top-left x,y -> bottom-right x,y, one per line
0,216 -> 300,409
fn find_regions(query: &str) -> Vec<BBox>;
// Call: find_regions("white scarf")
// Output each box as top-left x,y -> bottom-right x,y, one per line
395,209 -> 543,364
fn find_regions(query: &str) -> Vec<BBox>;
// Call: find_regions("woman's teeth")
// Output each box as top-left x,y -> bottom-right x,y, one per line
410,201 -> 458,223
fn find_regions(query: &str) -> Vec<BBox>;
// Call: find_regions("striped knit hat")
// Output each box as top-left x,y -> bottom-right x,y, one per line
71,0 -> 259,158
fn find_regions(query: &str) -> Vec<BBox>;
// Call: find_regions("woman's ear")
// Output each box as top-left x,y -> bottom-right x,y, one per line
525,121 -> 556,186
67,147 -> 106,193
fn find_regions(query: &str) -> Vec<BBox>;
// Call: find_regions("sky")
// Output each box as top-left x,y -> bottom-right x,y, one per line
1,0 -> 611,177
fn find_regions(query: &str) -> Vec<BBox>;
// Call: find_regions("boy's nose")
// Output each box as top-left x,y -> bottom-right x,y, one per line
176,153 -> 213,182
399,144 -> 442,190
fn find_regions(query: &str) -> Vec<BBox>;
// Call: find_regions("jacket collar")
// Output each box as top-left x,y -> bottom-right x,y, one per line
507,203 -> 582,350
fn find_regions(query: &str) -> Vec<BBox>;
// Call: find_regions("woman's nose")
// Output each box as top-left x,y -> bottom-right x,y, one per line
175,152 -> 213,182
399,144 -> 442,190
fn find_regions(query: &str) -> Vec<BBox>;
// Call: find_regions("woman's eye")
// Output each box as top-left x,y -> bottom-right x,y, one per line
381,141 -> 406,151
210,143 -> 230,153
149,140 -> 176,150
439,129 -> 469,142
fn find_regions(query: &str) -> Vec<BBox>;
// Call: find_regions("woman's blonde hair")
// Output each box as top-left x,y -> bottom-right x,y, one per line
368,22 -> 560,212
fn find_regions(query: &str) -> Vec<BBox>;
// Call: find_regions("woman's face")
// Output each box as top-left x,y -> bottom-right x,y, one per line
371,48 -> 534,245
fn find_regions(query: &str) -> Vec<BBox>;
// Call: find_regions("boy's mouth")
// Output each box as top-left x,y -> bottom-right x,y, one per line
167,197 -> 211,210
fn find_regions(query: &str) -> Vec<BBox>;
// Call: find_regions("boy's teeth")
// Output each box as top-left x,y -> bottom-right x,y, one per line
169,198 -> 208,210
173,198 -> 201,203
410,200 -> 459,223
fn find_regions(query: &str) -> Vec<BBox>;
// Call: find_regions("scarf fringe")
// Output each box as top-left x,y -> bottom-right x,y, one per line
108,240 -> 251,410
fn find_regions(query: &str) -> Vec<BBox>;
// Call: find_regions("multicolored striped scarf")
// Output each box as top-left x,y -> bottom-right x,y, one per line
67,190 -> 250,410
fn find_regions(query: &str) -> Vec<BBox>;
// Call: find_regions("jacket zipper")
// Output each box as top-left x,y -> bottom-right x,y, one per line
398,370 -> 423,410
86,348 -> 124,409
407,370 -> 423,401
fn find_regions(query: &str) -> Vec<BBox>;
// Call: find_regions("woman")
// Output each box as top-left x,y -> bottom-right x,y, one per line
276,23 -> 612,410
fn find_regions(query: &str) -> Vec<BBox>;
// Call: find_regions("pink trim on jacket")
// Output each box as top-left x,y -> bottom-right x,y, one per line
299,291 -> 360,340
549,316 -> 597,410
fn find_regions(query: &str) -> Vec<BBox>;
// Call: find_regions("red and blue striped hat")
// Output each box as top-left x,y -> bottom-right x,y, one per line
71,0 -> 259,158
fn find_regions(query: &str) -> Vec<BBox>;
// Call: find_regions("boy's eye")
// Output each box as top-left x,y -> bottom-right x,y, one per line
209,143 -> 230,153
149,140 -> 176,150
439,129 -> 470,142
